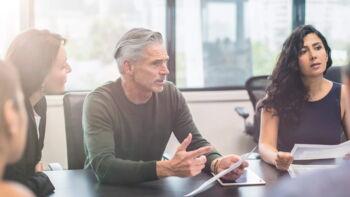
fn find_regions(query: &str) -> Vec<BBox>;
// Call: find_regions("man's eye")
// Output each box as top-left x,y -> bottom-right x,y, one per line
154,62 -> 162,67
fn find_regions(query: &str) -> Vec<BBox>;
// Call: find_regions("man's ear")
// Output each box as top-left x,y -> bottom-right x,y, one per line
123,60 -> 134,75
3,100 -> 18,137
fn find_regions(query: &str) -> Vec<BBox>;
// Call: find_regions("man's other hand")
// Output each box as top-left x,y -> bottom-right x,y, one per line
213,155 -> 249,180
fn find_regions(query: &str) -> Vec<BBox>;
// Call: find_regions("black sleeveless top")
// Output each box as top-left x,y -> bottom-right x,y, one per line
278,82 -> 343,152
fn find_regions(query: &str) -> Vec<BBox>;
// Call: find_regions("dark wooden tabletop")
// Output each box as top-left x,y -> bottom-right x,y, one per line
46,159 -> 287,197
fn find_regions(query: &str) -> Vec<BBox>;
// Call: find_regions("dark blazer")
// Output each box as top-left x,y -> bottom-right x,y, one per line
4,97 -> 54,196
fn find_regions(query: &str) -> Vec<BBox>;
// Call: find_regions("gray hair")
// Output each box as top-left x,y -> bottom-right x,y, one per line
114,28 -> 164,73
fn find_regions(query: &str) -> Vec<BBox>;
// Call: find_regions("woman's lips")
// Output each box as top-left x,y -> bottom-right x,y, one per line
310,63 -> 321,69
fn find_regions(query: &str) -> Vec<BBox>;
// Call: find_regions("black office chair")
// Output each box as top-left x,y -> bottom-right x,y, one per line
235,75 -> 271,142
325,65 -> 348,141
325,65 -> 344,83
63,92 -> 89,169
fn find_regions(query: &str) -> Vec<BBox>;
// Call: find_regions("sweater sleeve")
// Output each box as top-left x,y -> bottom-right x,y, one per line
82,92 -> 158,184
170,85 -> 221,172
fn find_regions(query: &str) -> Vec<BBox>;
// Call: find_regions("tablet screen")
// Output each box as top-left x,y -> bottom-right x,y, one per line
214,168 -> 266,186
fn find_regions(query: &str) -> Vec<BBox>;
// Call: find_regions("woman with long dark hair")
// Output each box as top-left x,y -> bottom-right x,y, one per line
259,25 -> 350,171
4,29 -> 71,196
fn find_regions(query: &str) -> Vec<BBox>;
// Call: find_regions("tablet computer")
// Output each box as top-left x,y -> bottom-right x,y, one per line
213,168 -> 266,186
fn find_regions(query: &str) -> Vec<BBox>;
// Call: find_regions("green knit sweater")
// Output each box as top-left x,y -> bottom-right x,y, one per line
83,78 -> 221,184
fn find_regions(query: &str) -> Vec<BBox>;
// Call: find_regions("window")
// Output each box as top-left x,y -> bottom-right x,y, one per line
35,0 -> 166,90
306,0 -> 350,66
7,0 -> 350,91
0,0 -> 20,58
34,0 -> 293,90
176,0 -> 292,89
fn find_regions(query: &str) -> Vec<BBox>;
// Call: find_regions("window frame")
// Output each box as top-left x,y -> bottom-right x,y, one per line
27,0 -> 306,92
168,0 -> 305,91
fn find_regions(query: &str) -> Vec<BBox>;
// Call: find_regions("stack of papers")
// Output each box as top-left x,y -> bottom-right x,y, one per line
291,140 -> 350,160
288,141 -> 350,177
288,164 -> 337,178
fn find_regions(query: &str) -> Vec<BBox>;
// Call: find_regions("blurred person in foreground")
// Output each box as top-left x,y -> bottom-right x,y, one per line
0,61 -> 34,197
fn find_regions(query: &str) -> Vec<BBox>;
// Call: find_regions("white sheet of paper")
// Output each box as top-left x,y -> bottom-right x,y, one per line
184,146 -> 256,197
291,140 -> 350,160
288,164 -> 337,178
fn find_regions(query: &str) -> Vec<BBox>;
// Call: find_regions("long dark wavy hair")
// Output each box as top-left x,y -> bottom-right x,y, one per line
260,25 -> 332,127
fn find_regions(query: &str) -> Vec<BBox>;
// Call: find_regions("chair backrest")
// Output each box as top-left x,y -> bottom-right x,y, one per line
325,66 -> 347,141
63,92 -> 89,169
245,75 -> 271,109
325,66 -> 343,83
243,75 -> 271,142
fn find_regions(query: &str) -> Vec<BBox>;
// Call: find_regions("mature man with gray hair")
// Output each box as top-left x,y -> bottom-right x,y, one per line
83,28 -> 248,184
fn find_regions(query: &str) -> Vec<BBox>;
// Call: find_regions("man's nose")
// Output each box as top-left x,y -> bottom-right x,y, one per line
160,63 -> 169,75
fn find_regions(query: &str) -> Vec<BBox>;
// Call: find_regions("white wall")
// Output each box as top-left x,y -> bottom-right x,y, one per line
42,90 -> 256,169
42,96 -> 67,169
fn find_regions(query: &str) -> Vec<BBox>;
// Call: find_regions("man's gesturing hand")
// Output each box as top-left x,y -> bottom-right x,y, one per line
156,133 -> 212,178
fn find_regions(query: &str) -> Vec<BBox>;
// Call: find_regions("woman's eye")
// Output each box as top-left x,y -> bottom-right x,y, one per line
315,45 -> 322,50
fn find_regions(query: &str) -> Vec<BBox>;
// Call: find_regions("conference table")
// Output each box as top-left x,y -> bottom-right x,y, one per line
45,160 -> 287,197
